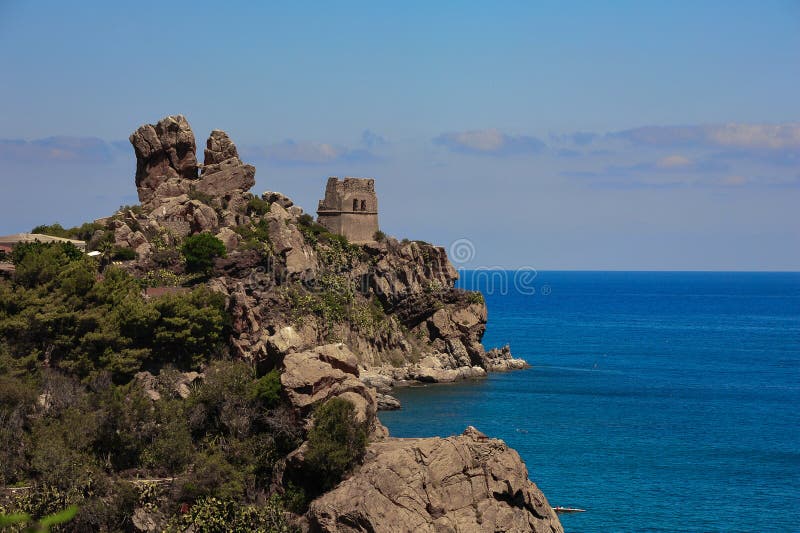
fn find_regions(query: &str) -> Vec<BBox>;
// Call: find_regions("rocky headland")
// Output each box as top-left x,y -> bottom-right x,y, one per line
3,114 -> 559,532
115,115 -> 528,394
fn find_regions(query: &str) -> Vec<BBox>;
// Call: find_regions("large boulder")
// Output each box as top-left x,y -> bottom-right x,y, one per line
130,115 -> 198,209
129,117 -> 255,222
281,344 -> 384,438
306,426 -> 563,533
194,130 -> 256,196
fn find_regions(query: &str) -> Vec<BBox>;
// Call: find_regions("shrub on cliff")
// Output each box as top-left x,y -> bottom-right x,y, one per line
303,397 -> 367,495
248,369 -> 282,408
246,196 -> 271,216
181,233 -> 227,273
164,496 -> 297,533
111,246 -> 137,261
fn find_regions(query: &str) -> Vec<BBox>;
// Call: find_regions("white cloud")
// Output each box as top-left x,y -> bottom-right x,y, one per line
433,128 -> 545,155
614,123 -> 800,151
264,140 -> 340,163
707,123 -> 800,150
0,136 -> 116,163
718,175 -> 748,186
656,155 -> 692,168
245,139 -> 381,166
450,129 -> 505,152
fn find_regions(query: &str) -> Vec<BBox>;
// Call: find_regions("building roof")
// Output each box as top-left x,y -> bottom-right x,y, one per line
0,233 -> 86,250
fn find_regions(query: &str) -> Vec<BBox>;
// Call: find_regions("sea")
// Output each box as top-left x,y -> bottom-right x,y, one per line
378,271 -> 800,533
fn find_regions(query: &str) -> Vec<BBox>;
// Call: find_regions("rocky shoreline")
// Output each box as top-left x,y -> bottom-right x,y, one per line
361,344 -> 529,410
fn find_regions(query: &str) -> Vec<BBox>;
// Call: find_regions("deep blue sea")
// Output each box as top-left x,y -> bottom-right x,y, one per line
379,271 -> 800,533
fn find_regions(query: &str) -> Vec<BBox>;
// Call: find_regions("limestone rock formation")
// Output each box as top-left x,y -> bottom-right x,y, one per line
375,392 -> 401,410
127,115 -> 256,240
306,426 -> 563,533
195,130 -> 256,197
263,191 -> 294,209
369,240 -> 458,305
122,115 -> 527,385
281,344 -> 385,438
130,115 -> 198,209
485,344 -> 529,372
266,203 -> 319,276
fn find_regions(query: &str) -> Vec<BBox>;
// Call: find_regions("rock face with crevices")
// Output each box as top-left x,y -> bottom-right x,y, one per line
129,115 -> 199,209
281,344 -> 385,439
125,115 -> 256,239
196,129 -> 256,197
306,426 -> 563,533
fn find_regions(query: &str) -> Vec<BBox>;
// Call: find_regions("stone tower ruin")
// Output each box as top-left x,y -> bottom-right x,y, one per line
316,177 -> 379,243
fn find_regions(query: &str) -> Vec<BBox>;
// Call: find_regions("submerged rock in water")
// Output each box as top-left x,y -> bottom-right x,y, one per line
306,426 -> 563,533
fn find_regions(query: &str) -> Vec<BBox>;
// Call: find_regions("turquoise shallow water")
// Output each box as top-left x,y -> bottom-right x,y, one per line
379,271 -> 800,533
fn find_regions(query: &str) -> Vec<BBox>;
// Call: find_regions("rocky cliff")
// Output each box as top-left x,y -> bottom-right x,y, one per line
100,115 -> 556,532
114,115 -> 528,388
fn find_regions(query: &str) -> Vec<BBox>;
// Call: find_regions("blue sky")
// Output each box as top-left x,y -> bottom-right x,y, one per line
1,1 -> 798,269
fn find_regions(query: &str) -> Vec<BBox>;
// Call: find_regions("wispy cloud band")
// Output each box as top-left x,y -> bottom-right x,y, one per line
0,136 -> 120,163
613,123 -> 800,151
433,128 -> 545,156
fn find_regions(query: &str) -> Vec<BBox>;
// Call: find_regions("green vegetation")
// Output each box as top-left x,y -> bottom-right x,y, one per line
286,274 -> 353,329
0,504 -> 78,532
281,397 -> 367,513
246,196 -> 271,216
0,359 -> 301,529
116,204 -> 144,216
139,268 -> 202,288
0,241 -> 299,527
31,222 -> 105,242
373,230 -> 386,242
296,213 -> 314,227
302,398 -> 367,496
296,216 -> 366,266
233,219 -> 272,252
248,369 -> 282,408
467,291 -> 485,305
181,233 -> 227,273
164,496 -> 297,533
187,188 -> 215,205
350,298 -> 389,335
0,211 -> 390,529
1,242 -> 228,381
9,241 -> 84,287
110,246 -> 137,261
